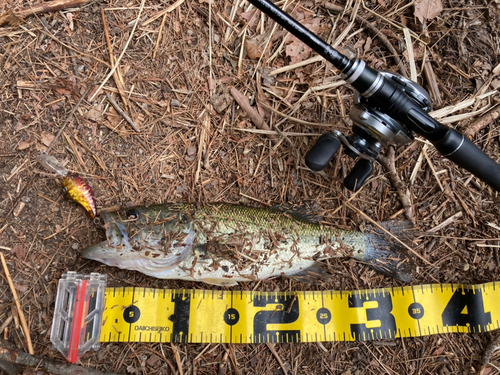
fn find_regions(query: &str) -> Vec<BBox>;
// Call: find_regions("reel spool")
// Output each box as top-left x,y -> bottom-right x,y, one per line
305,72 -> 432,192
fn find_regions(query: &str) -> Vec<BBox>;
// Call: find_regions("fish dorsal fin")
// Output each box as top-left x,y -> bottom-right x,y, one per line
270,204 -> 322,224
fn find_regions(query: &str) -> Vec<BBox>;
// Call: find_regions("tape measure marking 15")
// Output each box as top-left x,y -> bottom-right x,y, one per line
100,282 -> 499,343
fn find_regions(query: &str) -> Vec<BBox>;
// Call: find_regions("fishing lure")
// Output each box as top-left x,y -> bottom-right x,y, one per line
37,153 -> 97,218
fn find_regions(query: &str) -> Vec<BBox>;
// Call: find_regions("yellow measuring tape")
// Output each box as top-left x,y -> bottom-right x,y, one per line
100,282 -> 499,343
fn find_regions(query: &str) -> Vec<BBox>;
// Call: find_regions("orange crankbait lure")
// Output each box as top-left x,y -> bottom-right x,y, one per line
62,174 -> 97,218
37,153 -> 97,218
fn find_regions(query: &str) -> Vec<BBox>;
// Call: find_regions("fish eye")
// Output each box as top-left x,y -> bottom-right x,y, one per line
126,209 -> 140,220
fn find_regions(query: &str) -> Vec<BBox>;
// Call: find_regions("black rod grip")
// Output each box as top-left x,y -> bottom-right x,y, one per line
433,129 -> 500,191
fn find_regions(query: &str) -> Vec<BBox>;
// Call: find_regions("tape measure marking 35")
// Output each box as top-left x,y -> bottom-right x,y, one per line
99,282 -> 498,344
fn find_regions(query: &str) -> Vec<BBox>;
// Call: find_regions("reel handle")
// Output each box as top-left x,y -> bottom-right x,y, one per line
305,133 -> 341,171
344,159 -> 373,192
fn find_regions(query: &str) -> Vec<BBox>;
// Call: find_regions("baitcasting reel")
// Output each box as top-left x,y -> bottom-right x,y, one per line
305,72 -> 432,192
246,0 -> 500,193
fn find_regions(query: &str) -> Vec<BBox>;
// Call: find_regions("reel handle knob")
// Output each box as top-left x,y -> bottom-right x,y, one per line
305,133 -> 341,171
344,159 -> 373,192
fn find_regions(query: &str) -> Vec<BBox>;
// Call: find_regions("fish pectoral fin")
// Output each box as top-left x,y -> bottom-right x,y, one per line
200,278 -> 239,287
283,262 -> 329,283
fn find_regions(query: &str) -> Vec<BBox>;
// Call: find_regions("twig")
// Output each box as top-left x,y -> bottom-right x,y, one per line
423,60 -> 442,106
230,87 -> 277,144
0,0 -> 91,27
477,333 -> 500,375
0,340 -> 119,375
409,144 -> 427,185
170,343 -> 184,375
195,112 -> 209,184
89,0 -> 146,102
142,0 -> 186,26
377,147 -> 413,221
344,202 -> 431,264
324,3 -> 408,77
228,345 -> 241,375
422,147 -> 444,192
102,9 -> 129,110
427,212 -> 463,233
0,253 -> 33,355
105,92 -> 140,132
266,343 -> 288,375
463,105 -> 500,139
257,100 -> 337,127
153,13 -> 167,59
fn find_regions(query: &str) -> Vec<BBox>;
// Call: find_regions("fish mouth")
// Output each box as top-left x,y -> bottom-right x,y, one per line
81,210 -> 136,267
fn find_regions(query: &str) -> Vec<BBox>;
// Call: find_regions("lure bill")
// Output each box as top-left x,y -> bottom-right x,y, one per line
37,153 -> 68,176
82,203 -> 416,285
37,153 -> 97,218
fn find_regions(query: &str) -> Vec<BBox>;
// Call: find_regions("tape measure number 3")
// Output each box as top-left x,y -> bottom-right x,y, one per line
50,272 -> 499,362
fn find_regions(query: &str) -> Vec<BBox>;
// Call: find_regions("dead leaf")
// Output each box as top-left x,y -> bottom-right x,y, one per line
414,0 -> 443,24
240,10 -> 260,29
285,18 -> 320,64
66,12 -> 74,31
0,9 -> 23,27
433,346 -> 445,356
363,37 -> 373,55
10,243 -> 26,259
54,87 -> 72,96
403,45 -> 424,60
14,284 -> 29,293
126,364 -> 136,374
85,108 -> 104,122
146,354 -> 160,367
41,132 -> 55,147
187,146 -> 197,156
18,140 -> 31,150
353,38 -> 366,50
210,86 -> 232,114
245,39 -> 264,59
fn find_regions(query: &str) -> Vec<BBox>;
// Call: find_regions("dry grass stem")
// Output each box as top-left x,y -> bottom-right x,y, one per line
0,253 -> 34,354
89,0 -> 146,102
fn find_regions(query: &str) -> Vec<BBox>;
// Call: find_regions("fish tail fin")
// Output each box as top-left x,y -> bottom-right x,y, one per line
363,220 -> 416,282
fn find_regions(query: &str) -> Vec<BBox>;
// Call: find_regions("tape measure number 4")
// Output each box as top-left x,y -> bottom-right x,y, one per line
51,272 -> 499,363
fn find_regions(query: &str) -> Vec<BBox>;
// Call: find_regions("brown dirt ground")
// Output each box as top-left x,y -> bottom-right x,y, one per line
1,0 -> 500,373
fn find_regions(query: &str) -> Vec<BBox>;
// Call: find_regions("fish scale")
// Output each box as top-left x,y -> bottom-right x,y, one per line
82,203 -> 416,285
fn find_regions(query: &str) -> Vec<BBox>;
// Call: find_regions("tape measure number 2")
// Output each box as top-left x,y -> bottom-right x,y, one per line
101,282 -> 498,344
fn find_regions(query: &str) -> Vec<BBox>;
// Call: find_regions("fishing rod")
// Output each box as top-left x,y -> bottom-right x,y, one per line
244,0 -> 500,192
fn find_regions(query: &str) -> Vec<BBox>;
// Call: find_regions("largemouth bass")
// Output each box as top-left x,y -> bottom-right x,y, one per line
82,203 -> 415,285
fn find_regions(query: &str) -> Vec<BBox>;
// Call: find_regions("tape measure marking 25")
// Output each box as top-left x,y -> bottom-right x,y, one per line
100,282 -> 498,343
